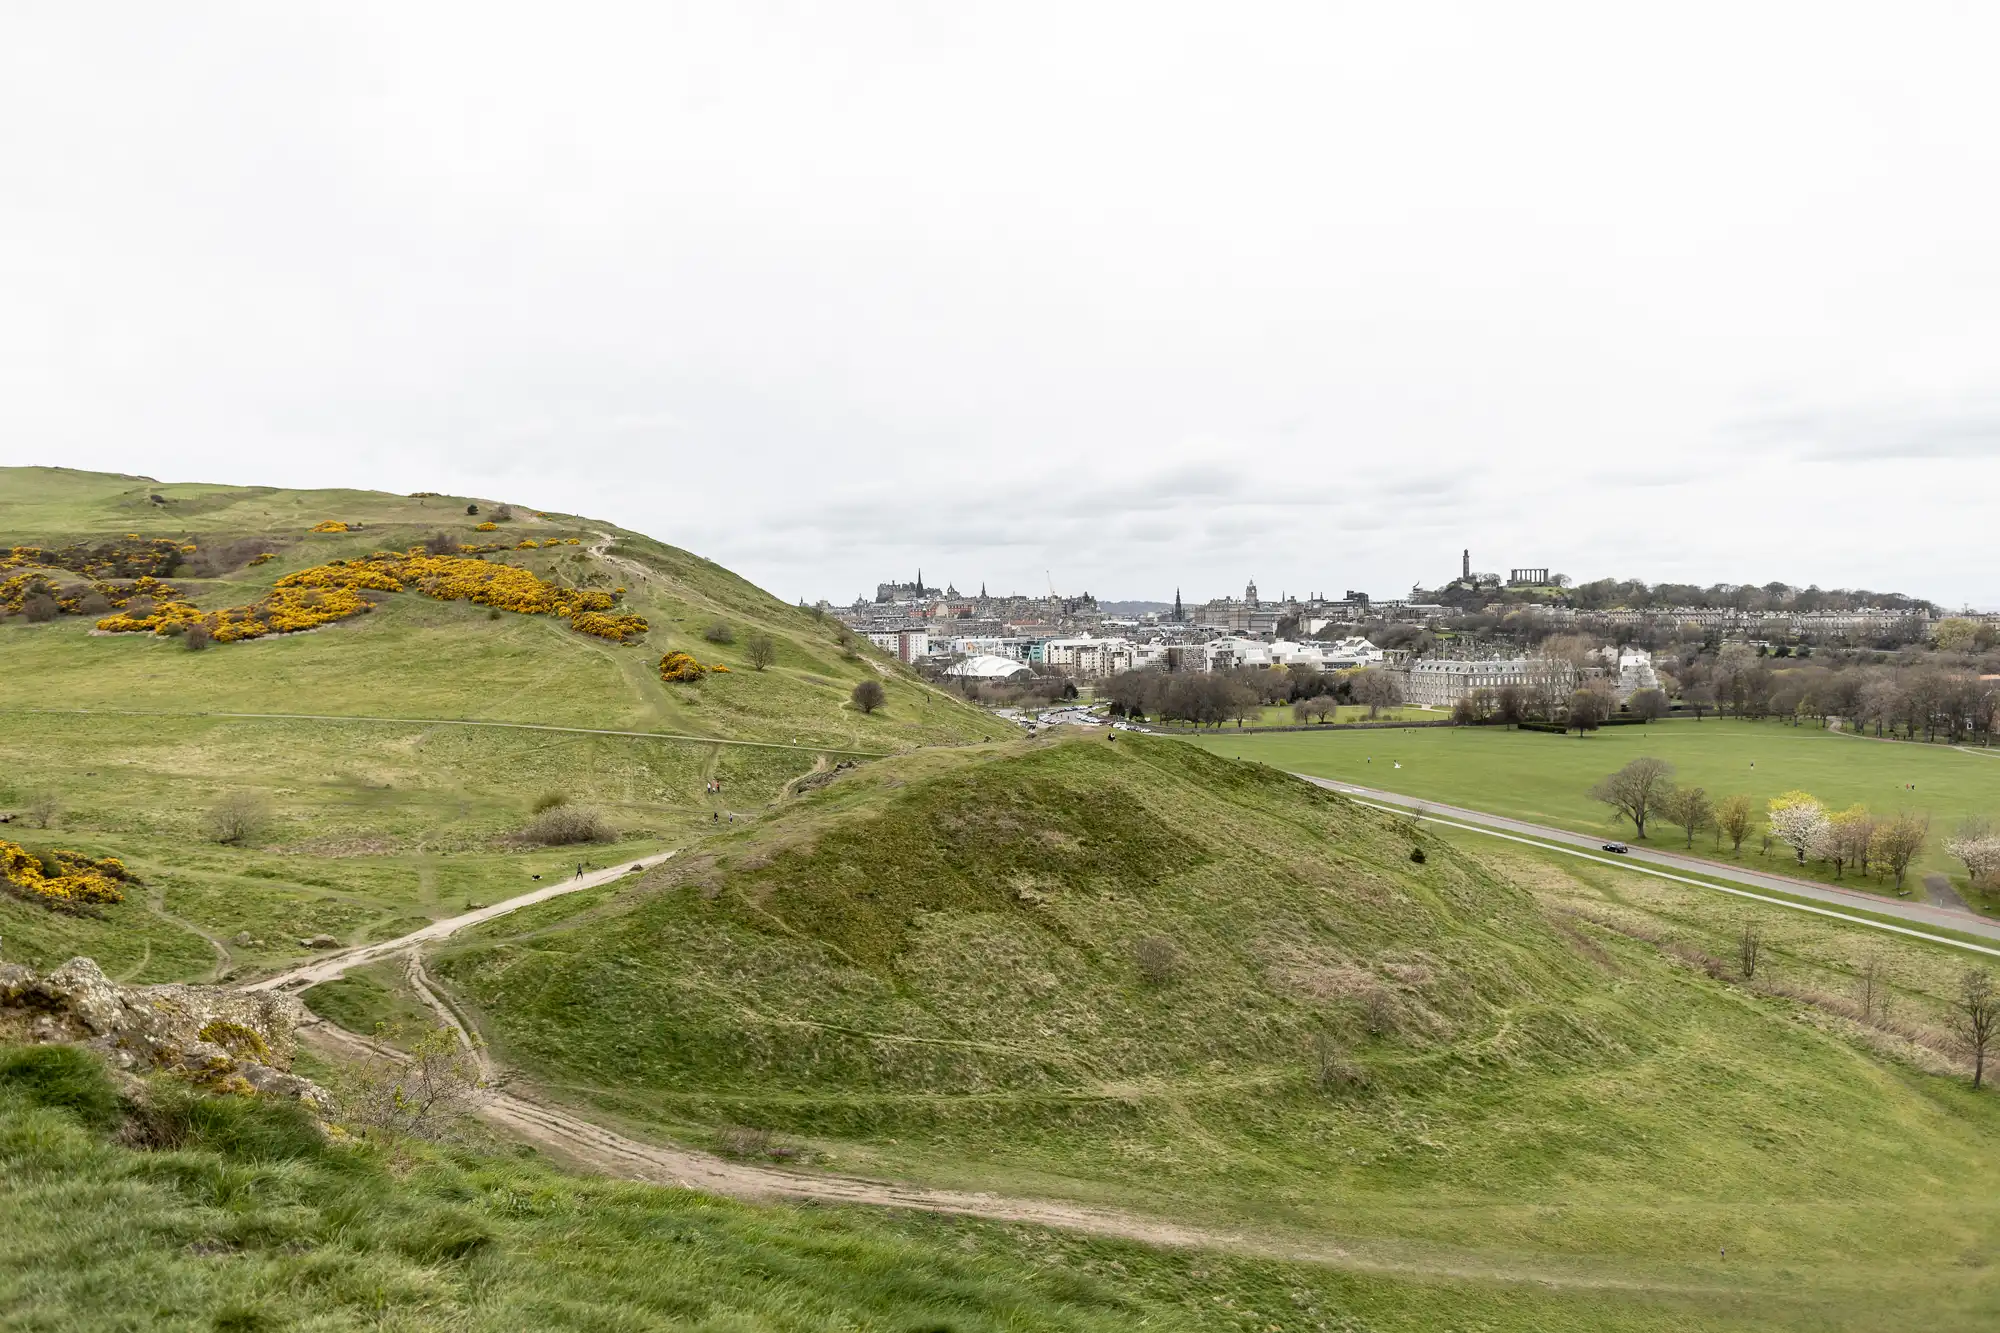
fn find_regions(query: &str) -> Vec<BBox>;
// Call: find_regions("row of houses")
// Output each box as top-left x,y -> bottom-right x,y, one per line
936,633 -> 1390,681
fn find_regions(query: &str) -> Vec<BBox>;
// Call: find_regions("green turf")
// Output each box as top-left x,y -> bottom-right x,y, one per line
1185,717 -> 2000,895
427,734 -> 2000,1327
12,1042 -> 1838,1332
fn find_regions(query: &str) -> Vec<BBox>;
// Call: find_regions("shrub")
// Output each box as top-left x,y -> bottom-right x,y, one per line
851,679 -> 886,714
716,1124 -> 774,1158
746,634 -> 776,671
204,791 -> 272,846
531,791 -> 570,813
22,592 -> 57,622
308,520 -> 349,533
521,805 -> 613,845
184,622 -> 213,650
703,619 -> 734,644
1132,935 -> 1183,985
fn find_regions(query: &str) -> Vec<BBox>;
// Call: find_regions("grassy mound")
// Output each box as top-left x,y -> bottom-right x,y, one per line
432,735 -> 2000,1326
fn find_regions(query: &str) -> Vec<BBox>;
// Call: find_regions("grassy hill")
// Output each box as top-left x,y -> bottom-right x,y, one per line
0,465 -> 996,980
424,734 -> 2000,1329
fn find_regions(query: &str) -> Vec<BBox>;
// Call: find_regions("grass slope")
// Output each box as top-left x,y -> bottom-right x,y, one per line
1,465 -> 999,978
1188,718 -> 2000,894
4,1045 -> 1739,1333
434,734 -> 2000,1328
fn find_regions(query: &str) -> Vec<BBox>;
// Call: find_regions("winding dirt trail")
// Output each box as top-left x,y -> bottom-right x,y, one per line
243,851 -> 679,993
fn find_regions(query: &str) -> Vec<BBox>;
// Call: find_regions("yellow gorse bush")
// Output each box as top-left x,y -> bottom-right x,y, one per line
3,571 -> 186,617
97,549 -> 647,644
659,651 -> 731,682
475,521 -> 499,531
1,840 -> 129,907
309,520 -> 350,533
2,537 -> 185,579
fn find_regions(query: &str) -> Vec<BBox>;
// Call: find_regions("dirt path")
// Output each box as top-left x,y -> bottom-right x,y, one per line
1,708 -> 885,758
298,1020 -> 1742,1296
1925,873 -> 1973,913
243,850 -> 678,992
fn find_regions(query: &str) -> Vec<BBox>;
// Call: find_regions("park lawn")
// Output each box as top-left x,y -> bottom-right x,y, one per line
1184,718 -> 2000,894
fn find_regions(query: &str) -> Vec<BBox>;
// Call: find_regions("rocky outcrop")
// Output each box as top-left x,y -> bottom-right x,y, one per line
0,957 -> 330,1110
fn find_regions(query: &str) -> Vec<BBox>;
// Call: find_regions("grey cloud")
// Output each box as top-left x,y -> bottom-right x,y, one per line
1734,403 -> 2000,462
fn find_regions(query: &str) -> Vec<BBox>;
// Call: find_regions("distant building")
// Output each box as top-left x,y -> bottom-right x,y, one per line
1509,567 -> 1550,586
864,628 -> 930,663
943,654 -> 1032,681
1402,657 -> 1578,707
1042,634 -> 1135,678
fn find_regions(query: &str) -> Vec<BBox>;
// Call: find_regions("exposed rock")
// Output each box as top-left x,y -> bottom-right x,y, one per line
0,956 -> 329,1112
299,935 -> 340,949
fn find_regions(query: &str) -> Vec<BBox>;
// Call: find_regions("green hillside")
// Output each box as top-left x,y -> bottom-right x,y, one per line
429,734 -> 2000,1328
0,466 -> 995,979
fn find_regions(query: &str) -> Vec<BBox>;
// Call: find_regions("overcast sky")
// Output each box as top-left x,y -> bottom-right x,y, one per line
5,4 -> 1998,608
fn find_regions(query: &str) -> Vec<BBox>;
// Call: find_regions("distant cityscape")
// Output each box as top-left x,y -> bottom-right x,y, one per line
829,549 -> 1997,706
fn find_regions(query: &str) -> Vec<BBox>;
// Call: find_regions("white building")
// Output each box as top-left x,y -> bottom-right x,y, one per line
865,629 -> 930,663
1606,646 -> 1662,702
1042,633 -> 1135,678
943,654 -> 1032,681
1402,657 -> 1578,707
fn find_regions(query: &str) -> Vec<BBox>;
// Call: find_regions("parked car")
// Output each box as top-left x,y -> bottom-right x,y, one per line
1602,842 -> 1629,854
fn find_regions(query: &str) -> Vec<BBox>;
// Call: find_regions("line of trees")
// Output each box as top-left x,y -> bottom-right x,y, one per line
1099,665 -> 1408,728
1586,759 -> 1931,889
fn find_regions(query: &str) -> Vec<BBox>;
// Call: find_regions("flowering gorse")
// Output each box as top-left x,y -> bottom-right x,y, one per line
98,548 -> 645,644
1,840 -> 130,908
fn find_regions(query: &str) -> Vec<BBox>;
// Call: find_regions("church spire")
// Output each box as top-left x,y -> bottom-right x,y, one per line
1173,588 -> 1183,622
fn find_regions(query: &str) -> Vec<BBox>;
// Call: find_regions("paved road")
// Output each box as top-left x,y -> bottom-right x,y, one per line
1299,775 -> 2000,950
243,850 -> 678,992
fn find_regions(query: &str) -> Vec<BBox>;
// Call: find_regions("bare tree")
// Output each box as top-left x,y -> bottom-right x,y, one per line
1588,757 -> 1675,840
1738,923 -> 1763,979
202,791 -> 272,845
1951,969 -> 1999,1089
1661,785 -> 1714,849
1715,793 -> 1756,854
342,1024 -> 486,1142
1566,688 -> 1611,733
1870,812 -> 1929,892
24,790 -> 63,829
1627,688 -> 1670,721
850,679 -> 886,714
1856,954 -> 1888,1022
745,634 -> 777,671
1683,683 -> 1715,722
1350,668 -> 1404,719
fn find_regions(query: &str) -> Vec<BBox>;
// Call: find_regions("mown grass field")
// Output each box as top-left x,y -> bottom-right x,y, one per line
1185,717 -> 2000,894
429,734 -> 2000,1329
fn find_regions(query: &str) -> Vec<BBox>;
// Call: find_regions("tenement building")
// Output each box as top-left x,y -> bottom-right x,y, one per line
1401,656 -> 1578,707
